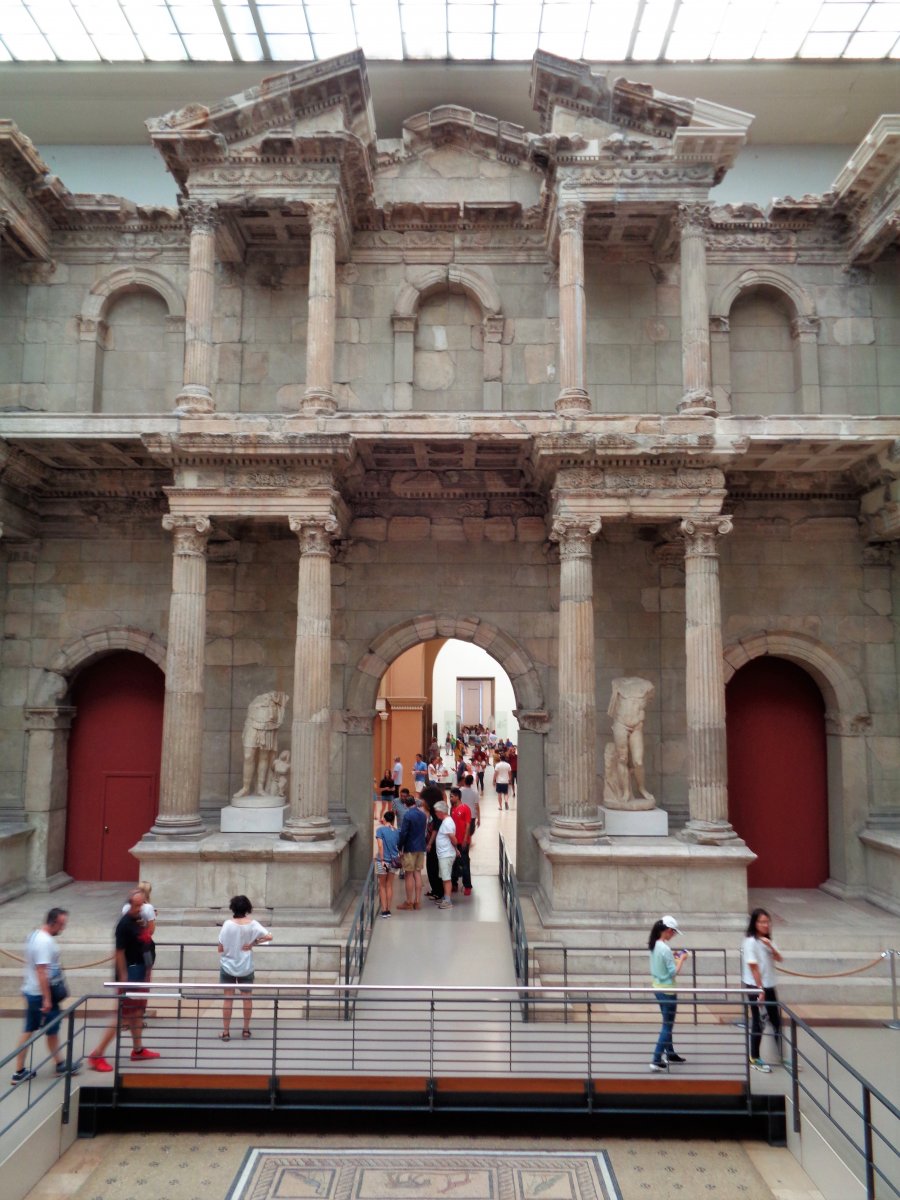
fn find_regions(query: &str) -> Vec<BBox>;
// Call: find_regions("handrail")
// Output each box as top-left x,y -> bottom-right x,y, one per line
0,997 -> 89,1141
343,861 -> 377,1017
498,834 -> 529,992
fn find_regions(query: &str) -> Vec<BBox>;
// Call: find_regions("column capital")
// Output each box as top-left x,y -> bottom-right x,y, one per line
557,201 -> 585,236
674,202 -> 712,234
289,514 -> 341,555
305,198 -> 340,236
180,199 -> 221,235
791,314 -> 820,340
513,709 -> 551,734
162,514 -> 212,555
25,706 -> 76,732
550,516 -> 601,558
679,515 -> 733,557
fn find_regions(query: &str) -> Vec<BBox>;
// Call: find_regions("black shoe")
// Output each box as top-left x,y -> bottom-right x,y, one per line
666,1053 -> 687,1064
11,1068 -> 36,1085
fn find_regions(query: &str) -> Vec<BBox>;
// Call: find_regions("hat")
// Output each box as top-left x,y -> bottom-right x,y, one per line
661,914 -> 681,933
434,800 -> 449,812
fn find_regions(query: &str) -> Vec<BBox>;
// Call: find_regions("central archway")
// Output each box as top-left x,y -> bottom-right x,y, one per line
343,614 -> 548,882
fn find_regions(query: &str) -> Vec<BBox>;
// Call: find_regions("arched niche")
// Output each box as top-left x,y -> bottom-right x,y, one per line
723,630 -> 870,894
77,268 -> 185,413
341,614 -> 547,882
391,266 -> 505,413
710,268 -> 821,415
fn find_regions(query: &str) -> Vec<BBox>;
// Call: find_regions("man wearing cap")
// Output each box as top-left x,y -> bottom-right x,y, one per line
433,799 -> 459,910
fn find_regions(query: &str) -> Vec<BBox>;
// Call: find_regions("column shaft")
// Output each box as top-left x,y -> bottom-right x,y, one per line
282,518 -> 337,841
680,516 -> 739,843
301,200 -> 338,415
177,201 -> 218,414
556,203 -> 591,414
153,515 -> 211,835
551,518 -> 605,841
677,204 -> 715,414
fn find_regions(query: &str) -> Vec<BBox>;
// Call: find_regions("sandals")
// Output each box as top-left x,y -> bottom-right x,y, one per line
242,1029 -> 251,1039
220,1032 -> 230,1041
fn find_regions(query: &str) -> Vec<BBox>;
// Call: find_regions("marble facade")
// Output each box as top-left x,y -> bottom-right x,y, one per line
0,53 -> 898,922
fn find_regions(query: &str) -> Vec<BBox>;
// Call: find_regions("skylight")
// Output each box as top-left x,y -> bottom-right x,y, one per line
1,0 -> 897,64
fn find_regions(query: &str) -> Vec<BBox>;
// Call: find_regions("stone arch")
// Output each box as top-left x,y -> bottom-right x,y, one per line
710,268 -> 815,323
81,267 -> 185,324
32,626 -> 167,705
392,265 -> 501,322
346,613 -> 544,715
723,629 -> 870,893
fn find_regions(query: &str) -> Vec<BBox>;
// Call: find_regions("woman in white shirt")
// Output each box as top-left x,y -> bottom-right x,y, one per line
217,894 -> 272,1041
741,906 -> 784,1072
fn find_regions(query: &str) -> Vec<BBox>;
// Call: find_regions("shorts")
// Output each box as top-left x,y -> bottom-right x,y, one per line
121,961 -> 149,1016
438,855 -> 456,881
375,860 -> 399,876
402,851 -> 425,873
496,782 -> 509,794
23,992 -> 62,1036
220,969 -> 255,991
414,781 -> 424,794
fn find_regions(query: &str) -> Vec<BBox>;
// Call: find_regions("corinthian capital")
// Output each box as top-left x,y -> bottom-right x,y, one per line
679,515 -> 733,558
289,514 -> 341,556
162,514 -> 212,555
674,203 -> 712,235
305,199 -> 339,236
550,516 -> 601,559
557,202 -> 585,236
180,199 -> 220,235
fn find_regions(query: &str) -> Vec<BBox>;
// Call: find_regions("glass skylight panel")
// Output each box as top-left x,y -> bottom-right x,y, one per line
170,5 -> 223,36
494,3 -> 540,33
257,5 -> 309,35
447,3 -> 494,34
2,32 -> 56,59
861,1 -> 900,28
811,3 -> 867,31
846,27 -> 898,49
755,0 -> 819,57
583,0 -> 638,60
351,1 -> 403,58
493,31 -> 542,58
400,2 -> 447,57
123,3 -> 179,37
222,5 -> 256,35
632,0 -> 677,59
138,32 -> 189,59
799,30 -> 852,55
231,32 -> 264,59
305,2 -> 355,36
264,32 -> 313,58
448,31 -> 492,57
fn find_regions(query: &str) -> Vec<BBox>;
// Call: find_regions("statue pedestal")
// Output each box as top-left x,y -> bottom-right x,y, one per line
220,804 -> 287,833
602,806 -> 669,837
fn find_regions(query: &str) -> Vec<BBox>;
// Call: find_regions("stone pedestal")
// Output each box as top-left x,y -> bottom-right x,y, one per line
532,827 -> 755,929
220,805 -> 287,833
0,822 -> 32,903
602,807 -> 669,837
133,825 -> 357,924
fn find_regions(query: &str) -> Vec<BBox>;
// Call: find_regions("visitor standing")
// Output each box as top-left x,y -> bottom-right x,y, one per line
413,753 -> 428,795
375,811 -> 401,918
391,755 -> 403,797
493,754 -> 512,809
397,791 -> 427,910
648,914 -> 689,1072
507,744 -> 518,796
11,907 -> 80,1086
741,907 -> 785,1072
433,799 -> 459,910
450,786 -> 473,895
217,894 -> 272,1039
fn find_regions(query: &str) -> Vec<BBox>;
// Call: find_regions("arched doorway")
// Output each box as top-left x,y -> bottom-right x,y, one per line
65,651 -> 165,880
726,656 -> 828,888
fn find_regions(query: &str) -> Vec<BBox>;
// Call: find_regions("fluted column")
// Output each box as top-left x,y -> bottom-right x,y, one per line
550,517 -> 606,841
300,200 -> 338,415
676,204 -> 716,416
555,202 -> 591,414
152,515 -> 211,836
679,516 -> 740,844
282,517 -> 339,841
176,200 -> 219,414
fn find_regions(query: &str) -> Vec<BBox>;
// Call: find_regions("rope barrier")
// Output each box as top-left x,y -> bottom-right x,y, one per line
0,945 -> 115,969
776,955 -> 886,980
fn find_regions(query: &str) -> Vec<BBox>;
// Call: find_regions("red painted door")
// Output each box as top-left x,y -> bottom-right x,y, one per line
65,652 -> 164,881
726,656 -> 828,888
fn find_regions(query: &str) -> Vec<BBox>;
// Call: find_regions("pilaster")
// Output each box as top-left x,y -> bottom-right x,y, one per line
299,198 -> 339,415
555,202 -> 591,414
675,204 -> 716,416
175,200 -> 219,415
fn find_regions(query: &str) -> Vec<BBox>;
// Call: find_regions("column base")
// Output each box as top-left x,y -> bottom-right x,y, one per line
174,386 -> 215,415
678,820 -> 744,847
554,388 -> 591,415
677,389 -> 717,416
281,815 -> 335,842
293,388 -> 337,416
146,817 -> 208,840
549,814 -> 609,844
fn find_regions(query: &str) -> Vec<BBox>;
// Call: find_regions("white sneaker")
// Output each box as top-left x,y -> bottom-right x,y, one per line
438,900 -> 453,909
649,1060 -> 668,1072
750,1058 -> 772,1073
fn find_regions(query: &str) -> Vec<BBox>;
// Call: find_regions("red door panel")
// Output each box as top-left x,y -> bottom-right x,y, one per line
726,656 -> 828,888
65,652 -> 165,881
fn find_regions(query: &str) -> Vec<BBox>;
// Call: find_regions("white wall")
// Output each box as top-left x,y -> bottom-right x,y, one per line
39,143 -> 855,210
432,639 -> 519,743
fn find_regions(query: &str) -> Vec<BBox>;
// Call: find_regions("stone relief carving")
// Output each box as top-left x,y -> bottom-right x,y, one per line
603,677 -> 656,810
233,691 -> 289,799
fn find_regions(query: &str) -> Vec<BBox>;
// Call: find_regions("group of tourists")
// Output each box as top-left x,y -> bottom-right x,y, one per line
647,906 -> 785,1074
374,781 -> 480,914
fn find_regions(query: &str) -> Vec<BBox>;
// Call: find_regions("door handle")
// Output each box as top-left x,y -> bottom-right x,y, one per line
104,825 -> 109,833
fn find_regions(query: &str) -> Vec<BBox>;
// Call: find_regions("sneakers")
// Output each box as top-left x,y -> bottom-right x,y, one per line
89,1055 -> 113,1073
380,910 -> 391,918
666,1052 -> 687,1064
55,1059 -> 82,1076
438,900 -> 453,909
463,887 -> 472,896
750,1058 -> 772,1073
11,1068 -> 36,1086
130,1047 -> 160,1061
649,1060 -> 668,1072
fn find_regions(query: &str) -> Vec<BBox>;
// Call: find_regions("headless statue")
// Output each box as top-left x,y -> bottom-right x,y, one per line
604,677 -> 655,810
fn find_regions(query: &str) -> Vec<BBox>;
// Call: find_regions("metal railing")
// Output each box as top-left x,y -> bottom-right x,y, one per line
535,944 -> 730,1024
343,861 -> 378,1015
498,834 -> 529,990
0,999 -> 89,1142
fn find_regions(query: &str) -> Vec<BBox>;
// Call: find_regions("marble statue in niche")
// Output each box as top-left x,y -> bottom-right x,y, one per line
233,691 -> 289,799
603,677 -> 656,810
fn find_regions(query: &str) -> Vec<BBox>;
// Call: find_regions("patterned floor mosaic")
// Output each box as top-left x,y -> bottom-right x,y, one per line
225,1149 -> 621,1200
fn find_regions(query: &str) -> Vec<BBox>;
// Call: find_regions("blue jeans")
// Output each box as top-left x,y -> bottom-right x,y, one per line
653,991 -> 677,1062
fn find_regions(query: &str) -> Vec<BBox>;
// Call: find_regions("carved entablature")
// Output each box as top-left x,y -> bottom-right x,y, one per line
400,107 -> 535,168
831,115 -> 900,264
